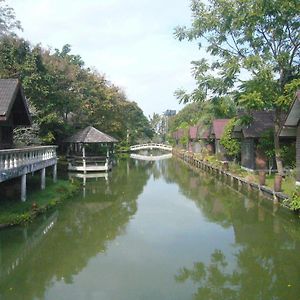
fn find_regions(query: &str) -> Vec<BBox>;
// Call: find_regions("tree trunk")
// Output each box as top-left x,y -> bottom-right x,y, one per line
274,109 -> 284,176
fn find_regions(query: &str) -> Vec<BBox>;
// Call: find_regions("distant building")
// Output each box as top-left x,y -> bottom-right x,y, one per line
160,110 -> 176,136
164,110 -> 176,117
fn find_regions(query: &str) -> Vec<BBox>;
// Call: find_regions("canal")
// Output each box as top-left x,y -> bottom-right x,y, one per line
0,156 -> 300,300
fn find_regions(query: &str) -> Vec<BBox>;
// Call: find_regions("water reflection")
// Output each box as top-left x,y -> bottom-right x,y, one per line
0,158 -> 299,300
130,153 -> 172,161
0,159 -> 151,300
167,159 -> 300,300
0,212 -> 57,280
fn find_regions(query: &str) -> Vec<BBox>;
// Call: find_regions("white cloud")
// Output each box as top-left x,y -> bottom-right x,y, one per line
7,0 -> 200,116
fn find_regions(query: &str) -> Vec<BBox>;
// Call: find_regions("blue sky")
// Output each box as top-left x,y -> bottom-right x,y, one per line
8,0 -> 205,117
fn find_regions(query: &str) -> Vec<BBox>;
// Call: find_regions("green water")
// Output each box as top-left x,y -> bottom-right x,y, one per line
0,157 -> 300,300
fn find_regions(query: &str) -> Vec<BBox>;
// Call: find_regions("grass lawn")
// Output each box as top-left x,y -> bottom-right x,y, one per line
0,177 -> 79,226
264,174 -> 296,197
226,161 -> 296,196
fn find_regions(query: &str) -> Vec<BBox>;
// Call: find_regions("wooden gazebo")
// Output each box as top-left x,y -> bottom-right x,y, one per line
65,126 -> 118,173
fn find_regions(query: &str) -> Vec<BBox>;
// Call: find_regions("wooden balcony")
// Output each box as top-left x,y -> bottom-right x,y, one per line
0,146 -> 58,201
0,146 -> 57,183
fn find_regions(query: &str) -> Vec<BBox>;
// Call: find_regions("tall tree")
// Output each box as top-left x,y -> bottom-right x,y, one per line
0,36 -> 153,145
175,0 -> 300,174
149,113 -> 162,134
0,0 -> 21,36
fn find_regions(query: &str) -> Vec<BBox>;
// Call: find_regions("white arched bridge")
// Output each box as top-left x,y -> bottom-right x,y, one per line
130,143 -> 173,152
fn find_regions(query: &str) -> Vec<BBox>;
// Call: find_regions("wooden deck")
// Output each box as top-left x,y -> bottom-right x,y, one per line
67,156 -> 112,173
0,146 -> 57,183
0,146 -> 58,201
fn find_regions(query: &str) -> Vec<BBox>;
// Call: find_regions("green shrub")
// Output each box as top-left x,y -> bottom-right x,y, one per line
220,118 -> 241,158
281,144 -> 296,168
257,129 -> 274,159
284,189 -> 300,211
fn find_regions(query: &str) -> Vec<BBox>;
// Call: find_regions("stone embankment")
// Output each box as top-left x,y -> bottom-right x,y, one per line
173,149 -> 289,205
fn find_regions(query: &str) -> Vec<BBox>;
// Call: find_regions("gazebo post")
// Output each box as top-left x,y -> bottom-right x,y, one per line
82,143 -> 86,174
106,144 -> 109,158
106,143 -> 110,171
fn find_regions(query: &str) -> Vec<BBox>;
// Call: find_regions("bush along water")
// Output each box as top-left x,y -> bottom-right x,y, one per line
284,189 -> 300,213
0,179 -> 80,227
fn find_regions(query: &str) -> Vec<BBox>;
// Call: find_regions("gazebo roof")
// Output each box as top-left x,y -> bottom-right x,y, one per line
65,126 -> 118,144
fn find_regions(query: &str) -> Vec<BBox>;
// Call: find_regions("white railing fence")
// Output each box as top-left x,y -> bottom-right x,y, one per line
0,146 -> 57,170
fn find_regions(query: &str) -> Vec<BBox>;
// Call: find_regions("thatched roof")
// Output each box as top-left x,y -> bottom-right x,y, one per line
65,126 -> 118,143
0,79 -> 31,125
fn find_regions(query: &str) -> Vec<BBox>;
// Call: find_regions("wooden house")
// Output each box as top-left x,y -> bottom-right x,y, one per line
279,91 -> 300,184
0,79 -> 31,149
172,130 -> 178,145
0,79 -> 57,201
173,128 -> 186,148
210,119 -> 230,157
233,111 -> 275,171
197,125 -> 213,154
188,126 -> 199,152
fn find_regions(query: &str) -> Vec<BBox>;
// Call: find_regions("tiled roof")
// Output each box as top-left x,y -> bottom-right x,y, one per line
189,126 -> 198,139
280,90 -> 300,128
0,79 -> 31,125
242,111 -> 274,138
234,111 -> 279,138
211,119 -> 230,139
177,128 -> 185,139
198,125 -> 211,139
0,79 -> 20,117
65,126 -> 118,143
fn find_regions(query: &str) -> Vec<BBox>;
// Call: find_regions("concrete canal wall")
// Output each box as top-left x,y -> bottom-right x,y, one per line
173,149 -> 290,205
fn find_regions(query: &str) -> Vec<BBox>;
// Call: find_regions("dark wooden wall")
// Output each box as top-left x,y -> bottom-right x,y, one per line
241,138 -> 255,170
0,126 -> 13,149
296,125 -> 300,182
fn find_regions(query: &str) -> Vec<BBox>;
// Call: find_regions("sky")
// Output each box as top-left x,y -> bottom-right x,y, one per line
7,0 -> 205,117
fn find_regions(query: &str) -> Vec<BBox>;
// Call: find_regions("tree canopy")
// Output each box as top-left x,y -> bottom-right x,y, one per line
175,0 -> 300,104
168,96 -> 236,134
174,0 -> 300,174
0,0 -> 21,37
0,0 -> 153,146
0,36 -> 153,145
